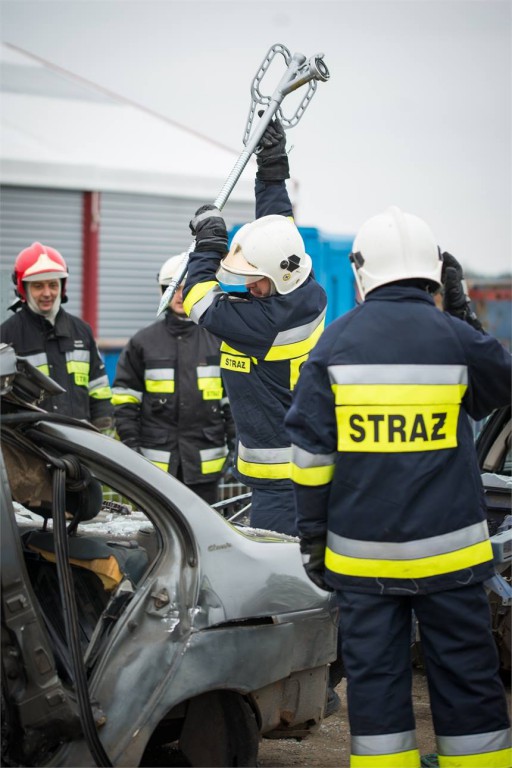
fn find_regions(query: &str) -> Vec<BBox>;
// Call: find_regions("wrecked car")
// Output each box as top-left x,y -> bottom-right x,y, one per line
1,343 -> 338,767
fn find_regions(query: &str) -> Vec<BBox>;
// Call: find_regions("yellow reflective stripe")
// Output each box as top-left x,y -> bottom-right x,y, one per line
90,386 -> 113,400
183,280 -> 218,316
264,318 -> 325,361
37,364 -> 50,376
150,460 -> 169,472
352,749 -> 420,768
66,360 -> 90,386
331,383 -> 467,405
291,462 -> 334,486
438,747 -> 512,768
197,377 -> 223,400
145,379 -> 175,393
202,457 -> 226,474
202,388 -> 223,400
336,404 -> 460,452
221,353 -> 251,373
112,393 -> 139,405
290,353 -> 309,390
237,456 -> 290,480
66,361 -> 90,375
325,539 -> 493,579
220,341 -> 243,355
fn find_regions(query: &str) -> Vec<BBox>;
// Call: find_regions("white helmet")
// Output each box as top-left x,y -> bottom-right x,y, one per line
158,253 -> 188,287
216,215 -> 312,295
350,206 -> 442,299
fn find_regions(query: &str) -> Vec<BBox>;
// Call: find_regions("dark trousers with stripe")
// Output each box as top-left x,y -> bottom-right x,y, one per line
337,584 -> 510,743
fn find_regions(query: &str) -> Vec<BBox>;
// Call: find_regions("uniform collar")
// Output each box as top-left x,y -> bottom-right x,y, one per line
365,285 -> 437,306
22,304 -> 72,336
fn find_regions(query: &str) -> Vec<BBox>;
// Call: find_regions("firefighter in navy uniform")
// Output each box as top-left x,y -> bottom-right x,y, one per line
181,119 -> 327,535
285,206 -> 512,767
1,242 -> 114,430
112,254 -> 235,504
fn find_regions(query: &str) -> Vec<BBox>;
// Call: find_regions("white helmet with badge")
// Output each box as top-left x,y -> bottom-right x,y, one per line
216,215 -> 312,296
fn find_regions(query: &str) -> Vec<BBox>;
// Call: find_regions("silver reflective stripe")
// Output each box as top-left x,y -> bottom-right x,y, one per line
145,368 -> 175,381
352,729 -> 417,754
66,350 -> 90,363
112,386 -> 143,402
292,444 -> 336,468
189,286 -> 223,323
200,446 -> 228,461
196,365 -> 221,378
273,309 -> 326,346
221,396 -> 229,408
88,374 -> 110,391
238,441 -> 292,465
328,364 -> 468,386
24,352 -> 48,368
328,521 -> 489,561
140,448 -> 171,464
437,728 -> 512,755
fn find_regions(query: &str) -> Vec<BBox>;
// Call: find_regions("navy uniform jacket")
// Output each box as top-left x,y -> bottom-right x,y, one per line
285,285 -> 512,594
183,180 -> 327,488
112,311 -> 234,484
1,305 -> 113,424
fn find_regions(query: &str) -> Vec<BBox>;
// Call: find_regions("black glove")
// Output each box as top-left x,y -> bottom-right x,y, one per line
256,116 -> 290,182
300,537 -> 332,591
441,252 -> 483,331
123,437 -> 142,454
92,416 -> 116,437
189,205 -> 228,254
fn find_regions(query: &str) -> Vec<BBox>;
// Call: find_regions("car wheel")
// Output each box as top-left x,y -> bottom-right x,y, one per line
179,690 -> 259,767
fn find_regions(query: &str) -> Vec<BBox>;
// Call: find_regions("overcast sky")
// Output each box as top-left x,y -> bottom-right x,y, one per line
2,0 -> 511,276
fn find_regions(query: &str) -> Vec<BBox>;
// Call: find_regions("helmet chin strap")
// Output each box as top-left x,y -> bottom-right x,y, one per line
351,263 -> 366,302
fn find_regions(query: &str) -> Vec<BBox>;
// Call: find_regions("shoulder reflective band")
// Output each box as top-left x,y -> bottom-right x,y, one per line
140,448 -> 170,472
264,311 -> 326,361
183,281 -> 220,323
112,386 -> 143,405
144,367 -> 175,394
291,444 -> 336,486
66,350 -> 91,386
237,442 -> 292,480
24,352 -> 50,376
200,445 -> 228,474
88,374 -> 113,400
326,521 -> 493,579
328,364 -> 468,453
196,366 -> 223,399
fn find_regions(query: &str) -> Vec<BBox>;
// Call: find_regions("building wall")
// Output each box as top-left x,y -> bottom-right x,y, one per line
0,183 -> 358,386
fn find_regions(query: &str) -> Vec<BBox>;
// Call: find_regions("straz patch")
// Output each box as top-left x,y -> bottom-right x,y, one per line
221,353 -> 251,373
336,404 -> 459,452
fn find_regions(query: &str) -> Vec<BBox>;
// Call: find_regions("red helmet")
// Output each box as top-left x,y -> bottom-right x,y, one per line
12,242 -> 69,302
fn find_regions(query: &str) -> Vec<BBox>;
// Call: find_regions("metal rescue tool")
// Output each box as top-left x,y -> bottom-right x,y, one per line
157,43 -> 330,317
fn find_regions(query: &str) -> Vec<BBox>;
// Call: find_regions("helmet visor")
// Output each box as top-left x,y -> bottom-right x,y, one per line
216,264 -> 266,286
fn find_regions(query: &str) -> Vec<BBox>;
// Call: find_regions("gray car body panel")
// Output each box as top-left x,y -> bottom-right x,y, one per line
2,418 -> 338,766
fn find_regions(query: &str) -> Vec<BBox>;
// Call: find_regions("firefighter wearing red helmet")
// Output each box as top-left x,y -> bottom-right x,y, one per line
1,242 -> 114,430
